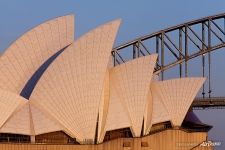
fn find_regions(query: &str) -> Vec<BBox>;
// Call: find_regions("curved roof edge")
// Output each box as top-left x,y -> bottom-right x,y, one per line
0,15 -> 74,95
1,14 -> 75,55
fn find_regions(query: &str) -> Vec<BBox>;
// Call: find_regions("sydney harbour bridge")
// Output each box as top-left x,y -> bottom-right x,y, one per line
112,13 -> 225,109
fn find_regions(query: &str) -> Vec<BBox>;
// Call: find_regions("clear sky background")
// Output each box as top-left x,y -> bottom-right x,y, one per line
0,0 -> 225,149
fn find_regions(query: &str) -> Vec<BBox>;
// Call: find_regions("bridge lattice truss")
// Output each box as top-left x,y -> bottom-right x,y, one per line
112,13 -> 225,109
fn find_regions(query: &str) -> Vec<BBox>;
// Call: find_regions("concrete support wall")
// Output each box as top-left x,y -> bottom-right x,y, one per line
0,130 -> 213,150
30,135 -> 35,143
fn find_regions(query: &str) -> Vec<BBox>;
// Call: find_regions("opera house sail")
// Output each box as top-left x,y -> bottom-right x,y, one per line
0,15 -> 212,150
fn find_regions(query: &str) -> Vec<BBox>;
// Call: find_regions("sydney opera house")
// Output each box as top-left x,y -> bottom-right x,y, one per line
0,15 -> 213,150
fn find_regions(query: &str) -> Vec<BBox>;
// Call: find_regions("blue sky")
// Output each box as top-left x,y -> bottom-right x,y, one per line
0,0 -> 225,149
1,0 -> 225,50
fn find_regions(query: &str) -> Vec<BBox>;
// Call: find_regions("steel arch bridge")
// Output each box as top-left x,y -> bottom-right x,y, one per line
112,13 -> 225,109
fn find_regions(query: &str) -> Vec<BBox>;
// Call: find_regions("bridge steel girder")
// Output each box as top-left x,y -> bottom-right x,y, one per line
193,97 -> 225,109
112,13 -> 225,99
113,13 -> 225,72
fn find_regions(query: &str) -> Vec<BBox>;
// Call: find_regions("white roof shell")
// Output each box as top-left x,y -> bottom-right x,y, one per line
150,78 -> 206,127
0,15 -> 74,95
30,19 -> 121,143
108,55 -> 157,137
